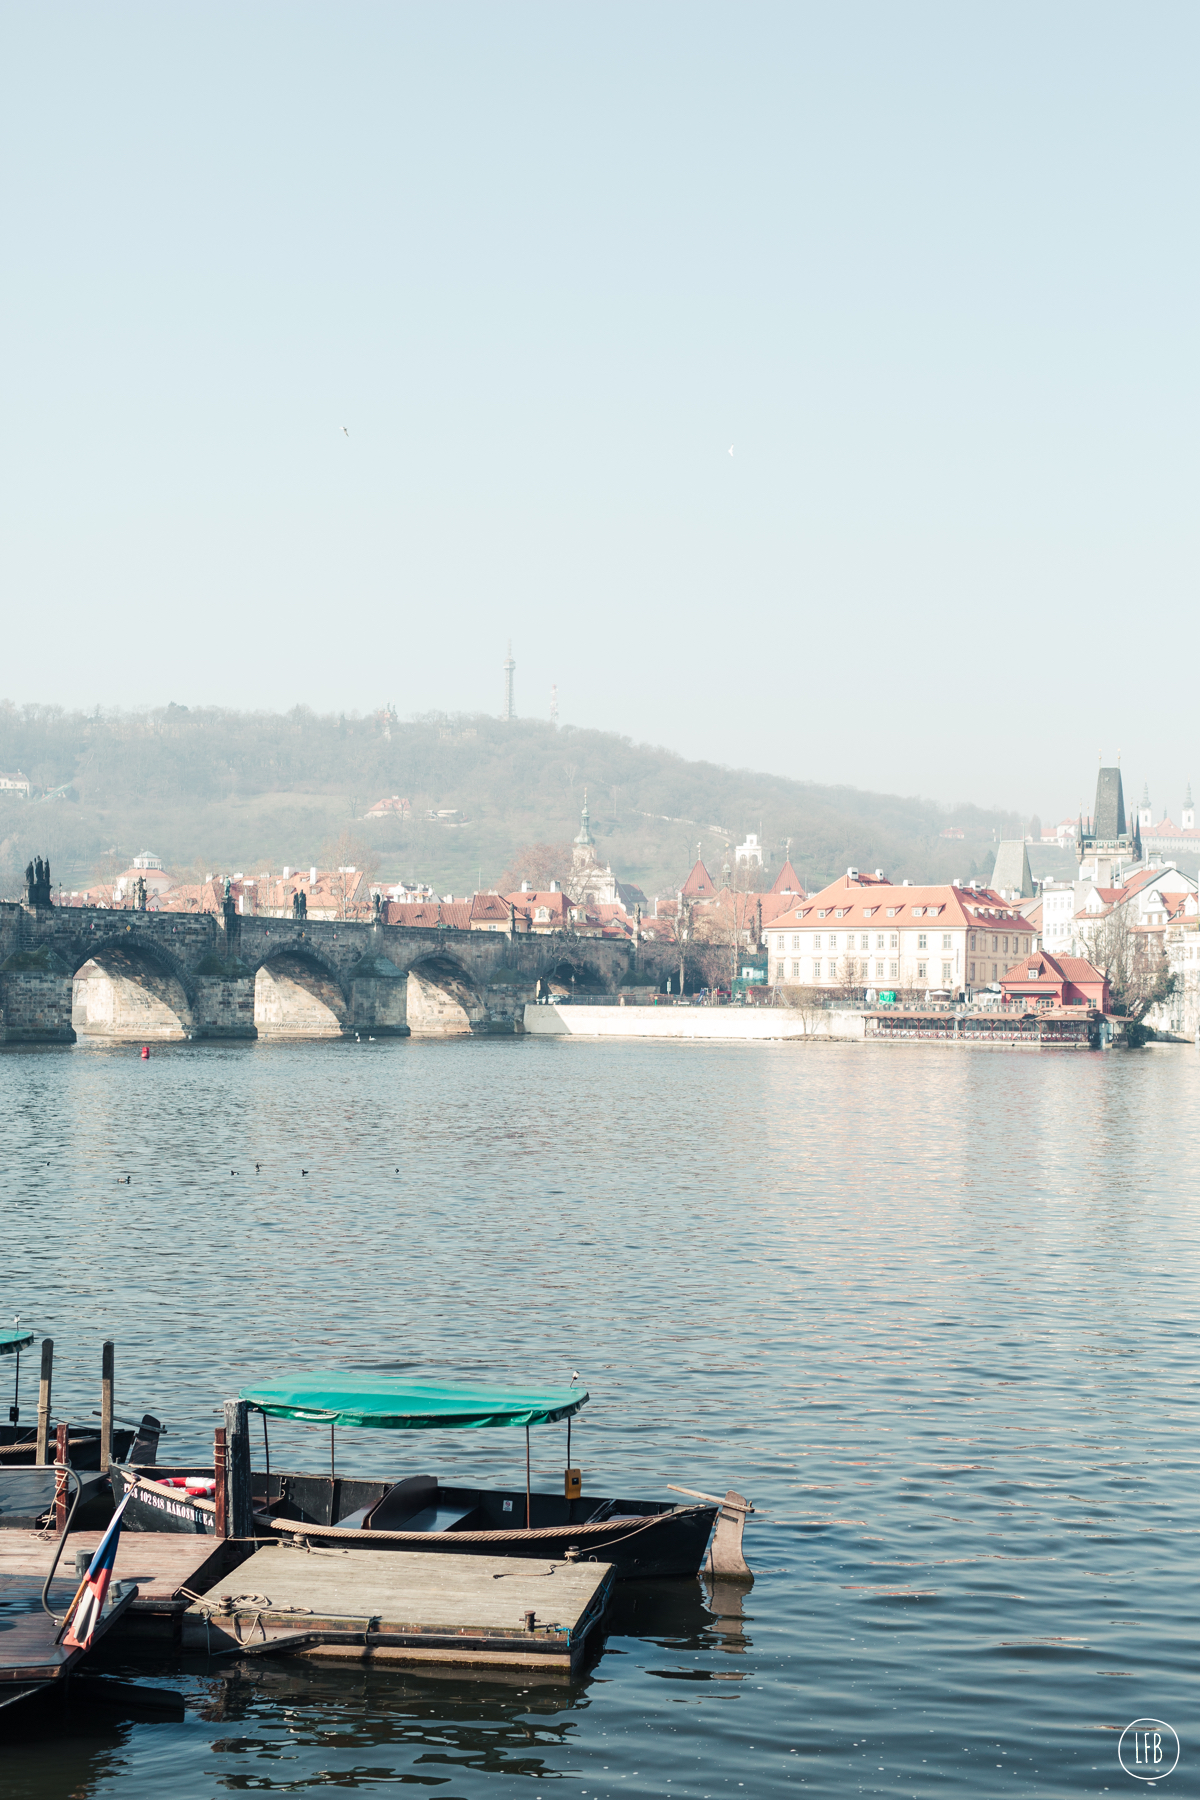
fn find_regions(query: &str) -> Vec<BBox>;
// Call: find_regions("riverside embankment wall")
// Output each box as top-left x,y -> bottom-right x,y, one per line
523,1004 -> 866,1041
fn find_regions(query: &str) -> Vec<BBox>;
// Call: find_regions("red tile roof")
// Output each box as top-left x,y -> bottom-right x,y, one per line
770,877 -> 1034,936
681,859 -> 716,898
770,859 -> 806,896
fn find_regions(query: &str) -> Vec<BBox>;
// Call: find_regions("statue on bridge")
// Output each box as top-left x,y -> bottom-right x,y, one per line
291,889 -> 307,919
25,857 -> 52,907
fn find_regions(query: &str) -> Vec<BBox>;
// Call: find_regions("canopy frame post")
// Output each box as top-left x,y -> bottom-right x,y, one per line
525,1426 -> 531,1530
9,1345 -> 19,1426
262,1411 -> 270,1495
330,1422 -> 335,1487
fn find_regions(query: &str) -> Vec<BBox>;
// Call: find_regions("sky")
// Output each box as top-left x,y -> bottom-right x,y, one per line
2,3 -> 1196,817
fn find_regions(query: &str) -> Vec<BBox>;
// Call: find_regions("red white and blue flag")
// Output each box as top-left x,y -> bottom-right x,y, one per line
60,1490 -> 132,1651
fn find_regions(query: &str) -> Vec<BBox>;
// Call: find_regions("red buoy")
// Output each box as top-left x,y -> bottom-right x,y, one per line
140,1046 -> 149,1059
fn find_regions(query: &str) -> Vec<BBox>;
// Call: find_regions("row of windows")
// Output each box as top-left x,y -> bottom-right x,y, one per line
774,959 -> 955,983
968,963 -> 1000,981
773,930 -> 959,953
968,933 -> 1029,955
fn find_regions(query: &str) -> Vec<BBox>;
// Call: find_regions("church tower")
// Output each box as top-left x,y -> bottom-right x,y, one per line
1183,784 -> 1195,832
1078,764 -> 1136,884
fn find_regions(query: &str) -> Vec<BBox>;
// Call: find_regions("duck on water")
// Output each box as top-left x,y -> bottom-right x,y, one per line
109,1376 -> 753,1580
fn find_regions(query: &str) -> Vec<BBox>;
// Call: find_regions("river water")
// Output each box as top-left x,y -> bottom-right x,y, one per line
2,1034 -> 1198,1798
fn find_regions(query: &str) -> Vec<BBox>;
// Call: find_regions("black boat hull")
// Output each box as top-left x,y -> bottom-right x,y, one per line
109,1466 -> 718,1579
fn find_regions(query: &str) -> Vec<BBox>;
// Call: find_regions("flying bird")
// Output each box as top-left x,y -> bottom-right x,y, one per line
342,426 -> 349,437
728,444 -> 734,456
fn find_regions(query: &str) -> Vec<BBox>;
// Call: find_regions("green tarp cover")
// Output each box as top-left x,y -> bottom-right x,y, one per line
238,1375 -> 589,1430
0,1330 -> 34,1356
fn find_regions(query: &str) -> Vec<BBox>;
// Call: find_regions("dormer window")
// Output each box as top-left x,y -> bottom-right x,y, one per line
912,906 -> 925,917
835,908 -> 845,918
886,907 -> 897,918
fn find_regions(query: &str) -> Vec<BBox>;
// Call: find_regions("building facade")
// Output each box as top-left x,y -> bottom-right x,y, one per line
766,871 -> 1036,995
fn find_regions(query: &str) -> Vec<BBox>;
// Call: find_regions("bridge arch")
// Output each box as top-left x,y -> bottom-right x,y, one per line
252,945 -> 349,1038
70,935 -> 196,1040
404,952 -> 489,1037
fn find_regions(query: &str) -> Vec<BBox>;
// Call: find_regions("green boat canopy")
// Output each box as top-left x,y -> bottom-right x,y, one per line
0,1330 -> 34,1357
238,1375 -> 589,1431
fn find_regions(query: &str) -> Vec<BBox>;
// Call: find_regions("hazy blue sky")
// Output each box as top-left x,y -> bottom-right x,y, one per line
2,4 -> 1195,817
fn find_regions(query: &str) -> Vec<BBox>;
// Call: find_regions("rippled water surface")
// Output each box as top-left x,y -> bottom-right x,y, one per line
3,1034 -> 1198,1798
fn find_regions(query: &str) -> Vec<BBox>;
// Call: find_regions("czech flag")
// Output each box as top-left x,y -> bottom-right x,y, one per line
60,1490 -> 132,1651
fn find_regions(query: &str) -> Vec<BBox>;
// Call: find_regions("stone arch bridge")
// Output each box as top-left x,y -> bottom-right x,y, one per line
0,902 -> 671,1043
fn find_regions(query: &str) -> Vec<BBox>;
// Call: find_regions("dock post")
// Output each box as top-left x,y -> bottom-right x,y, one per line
54,1422 -> 69,1532
100,1341 -> 114,1473
214,1427 -> 228,1537
224,1399 -> 253,1538
36,1338 -> 53,1464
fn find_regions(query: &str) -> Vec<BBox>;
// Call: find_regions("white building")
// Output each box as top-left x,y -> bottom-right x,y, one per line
735,833 -> 764,868
766,870 -> 1037,996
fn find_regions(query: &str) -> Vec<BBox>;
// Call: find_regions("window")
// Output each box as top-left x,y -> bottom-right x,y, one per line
917,961 -> 927,979
992,963 -> 998,979
889,933 -> 898,949
828,934 -> 838,949
942,933 -> 951,950
791,960 -> 800,979
876,934 -> 884,950
991,936 -> 998,952
813,960 -> 822,980
875,961 -> 884,979
918,933 -> 927,950
1002,936 -> 1009,954
860,934 -> 869,951
813,933 -> 821,951
889,961 -> 898,978
942,962 -> 951,982
969,961 -> 975,980
970,932 -> 976,950
792,934 -> 800,951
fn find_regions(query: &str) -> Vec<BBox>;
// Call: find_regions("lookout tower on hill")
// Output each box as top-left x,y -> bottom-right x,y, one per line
503,642 -> 516,721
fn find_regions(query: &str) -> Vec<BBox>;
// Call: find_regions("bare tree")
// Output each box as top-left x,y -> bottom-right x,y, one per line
1081,908 -> 1176,1026
495,841 -> 574,893
836,953 -> 865,1003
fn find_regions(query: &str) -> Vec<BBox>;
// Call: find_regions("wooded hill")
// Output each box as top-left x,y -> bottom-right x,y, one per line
0,701 -> 1066,900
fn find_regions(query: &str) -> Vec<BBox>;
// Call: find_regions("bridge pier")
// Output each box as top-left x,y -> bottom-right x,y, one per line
0,948 -> 76,1044
192,956 -> 258,1040
349,955 -> 409,1037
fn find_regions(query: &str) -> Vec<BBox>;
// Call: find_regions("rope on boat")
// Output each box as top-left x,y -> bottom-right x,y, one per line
251,1505 -> 705,1547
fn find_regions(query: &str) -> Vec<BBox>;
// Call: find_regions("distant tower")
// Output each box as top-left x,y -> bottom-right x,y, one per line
503,641 -> 516,721
550,683 -> 558,728
1138,782 -> 1153,830
1183,783 -> 1195,832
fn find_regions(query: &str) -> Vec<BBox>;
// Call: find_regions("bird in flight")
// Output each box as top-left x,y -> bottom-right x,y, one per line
728,444 -> 734,456
342,426 -> 349,437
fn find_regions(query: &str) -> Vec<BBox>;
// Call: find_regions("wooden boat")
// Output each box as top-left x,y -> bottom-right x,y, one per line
109,1376 -> 752,1580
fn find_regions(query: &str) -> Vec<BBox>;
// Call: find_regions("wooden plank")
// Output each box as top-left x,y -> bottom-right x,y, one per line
0,1528 -> 249,1611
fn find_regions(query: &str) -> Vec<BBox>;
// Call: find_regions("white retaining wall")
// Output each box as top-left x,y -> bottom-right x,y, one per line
522,1004 -> 866,1041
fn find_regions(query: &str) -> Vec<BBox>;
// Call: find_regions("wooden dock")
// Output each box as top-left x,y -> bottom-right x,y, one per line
0,1528 -> 252,1638
183,1544 -> 615,1674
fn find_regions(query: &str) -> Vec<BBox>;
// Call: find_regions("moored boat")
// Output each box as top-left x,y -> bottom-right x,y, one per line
109,1375 -> 753,1580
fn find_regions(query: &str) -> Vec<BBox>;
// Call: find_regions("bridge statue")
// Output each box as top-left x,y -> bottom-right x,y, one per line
25,857 -> 52,907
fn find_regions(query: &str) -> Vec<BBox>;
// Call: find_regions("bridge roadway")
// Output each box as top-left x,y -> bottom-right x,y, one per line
0,901 -> 670,1042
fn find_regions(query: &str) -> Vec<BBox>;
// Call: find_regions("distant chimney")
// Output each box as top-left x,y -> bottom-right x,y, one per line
283,866 -> 290,879
521,880 -> 531,893
902,879 -> 912,887
874,869 -> 885,879
549,880 -> 560,892
310,866 -> 317,883
847,866 -> 859,879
